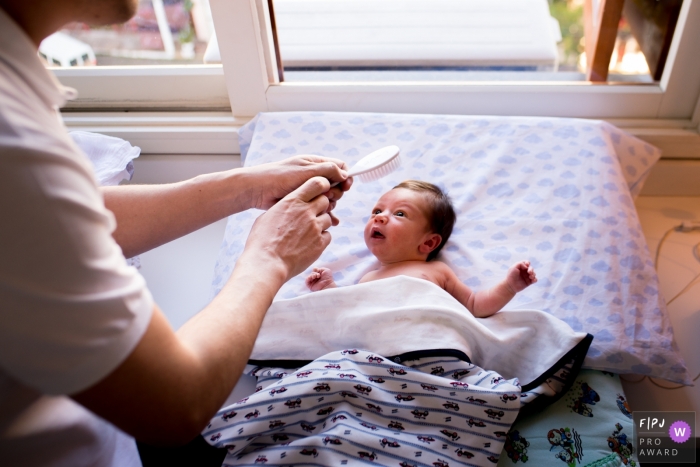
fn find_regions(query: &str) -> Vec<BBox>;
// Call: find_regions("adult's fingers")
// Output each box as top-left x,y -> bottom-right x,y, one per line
317,211 -> 333,233
290,176 -> 331,203
309,192 -> 331,217
321,199 -> 338,226
327,199 -> 337,212
329,211 -> 340,227
310,160 -> 350,188
325,178 -> 353,202
302,155 -> 350,172
319,229 -> 332,250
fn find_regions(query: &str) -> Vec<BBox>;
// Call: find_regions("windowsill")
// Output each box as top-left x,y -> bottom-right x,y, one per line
60,110 -> 700,163
50,64 -> 223,76
52,66 -> 229,110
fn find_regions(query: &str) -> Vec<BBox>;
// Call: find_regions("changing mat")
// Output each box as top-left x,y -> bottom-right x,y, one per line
212,111 -> 688,384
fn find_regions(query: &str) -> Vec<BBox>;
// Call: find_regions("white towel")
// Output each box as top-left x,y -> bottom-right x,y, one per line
70,131 -> 140,186
70,131 -> 141,268
252,275 -> 590,386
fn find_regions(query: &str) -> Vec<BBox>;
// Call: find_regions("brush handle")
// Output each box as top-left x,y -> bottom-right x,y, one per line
347,145 -> 400,177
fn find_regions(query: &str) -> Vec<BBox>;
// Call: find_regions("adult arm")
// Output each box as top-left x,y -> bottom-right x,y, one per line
103,156 -> 351,258
73,177 -> 336,445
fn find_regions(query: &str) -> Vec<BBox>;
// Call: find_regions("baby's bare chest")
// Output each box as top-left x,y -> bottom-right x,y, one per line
368,262 -> 445,287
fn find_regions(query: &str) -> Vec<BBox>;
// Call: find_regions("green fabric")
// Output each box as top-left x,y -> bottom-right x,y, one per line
583,453 -> 624,467
497,370 -> 637,467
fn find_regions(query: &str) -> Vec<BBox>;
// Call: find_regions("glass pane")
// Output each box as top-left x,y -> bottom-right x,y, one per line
607,18 -> 649,76
271,0 -> 678,83
40,0 -> 215,66
615,0 -> 683,81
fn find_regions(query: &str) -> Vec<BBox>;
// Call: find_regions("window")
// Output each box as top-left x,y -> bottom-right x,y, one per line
54,0 -> 700,144
48,0 -> 228,109
211,0 -> 700,120
50,0 -> 214,66
271,0 -> 657,83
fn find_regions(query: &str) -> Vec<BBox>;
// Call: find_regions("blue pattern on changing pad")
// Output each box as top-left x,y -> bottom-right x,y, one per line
212,112 -> 688,384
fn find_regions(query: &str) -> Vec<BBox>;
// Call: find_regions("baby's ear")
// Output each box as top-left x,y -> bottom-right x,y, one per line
419,233 -> 442,254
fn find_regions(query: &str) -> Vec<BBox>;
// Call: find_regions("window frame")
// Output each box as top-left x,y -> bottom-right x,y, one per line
211,0 -> 700,120
54,65 -> 229,110
56,0 -> 700,160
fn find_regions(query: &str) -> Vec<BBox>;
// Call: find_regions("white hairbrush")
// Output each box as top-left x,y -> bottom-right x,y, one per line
347,145 -> 401,182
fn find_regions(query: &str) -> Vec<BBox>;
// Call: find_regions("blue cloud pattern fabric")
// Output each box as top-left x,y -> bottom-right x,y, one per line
212,112 -> 687,384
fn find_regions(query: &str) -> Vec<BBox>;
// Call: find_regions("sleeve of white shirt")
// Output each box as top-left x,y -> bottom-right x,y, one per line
0,137 -> 154,396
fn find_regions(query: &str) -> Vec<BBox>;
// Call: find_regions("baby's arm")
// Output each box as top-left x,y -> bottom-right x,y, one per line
441,260 -> 536,318
305,267 -> 337,291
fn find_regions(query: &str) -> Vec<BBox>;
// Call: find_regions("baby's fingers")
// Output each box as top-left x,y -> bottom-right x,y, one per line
528,267 -> 537,284
305,272 -> 319,284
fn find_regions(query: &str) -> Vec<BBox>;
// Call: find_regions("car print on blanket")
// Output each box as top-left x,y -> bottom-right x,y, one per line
564,380 -> 601,418
205,349 -> 582,466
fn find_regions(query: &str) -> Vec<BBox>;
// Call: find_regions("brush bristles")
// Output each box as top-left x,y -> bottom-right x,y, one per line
357,155 -> 401,183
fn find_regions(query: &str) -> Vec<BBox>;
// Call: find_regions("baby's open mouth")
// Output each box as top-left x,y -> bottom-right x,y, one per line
371,229 -> 385,239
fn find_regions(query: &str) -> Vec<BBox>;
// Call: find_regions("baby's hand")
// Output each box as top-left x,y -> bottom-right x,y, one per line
305,267 -> 336,291
506,260 -> 537,293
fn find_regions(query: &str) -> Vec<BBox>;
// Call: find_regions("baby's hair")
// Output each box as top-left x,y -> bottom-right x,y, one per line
392,180 -> 456,261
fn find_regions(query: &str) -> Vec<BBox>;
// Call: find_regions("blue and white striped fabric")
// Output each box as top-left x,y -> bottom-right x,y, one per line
212,112 -> 688,384
204,349 -> 573,467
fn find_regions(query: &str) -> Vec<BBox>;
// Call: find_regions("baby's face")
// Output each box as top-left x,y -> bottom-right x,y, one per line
364,188 -> 435,264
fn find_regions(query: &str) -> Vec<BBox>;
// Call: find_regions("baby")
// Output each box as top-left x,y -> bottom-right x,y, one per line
306,180 -> 537,318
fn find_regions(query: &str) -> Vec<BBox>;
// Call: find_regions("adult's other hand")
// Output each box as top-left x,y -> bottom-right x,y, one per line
242,176 -> 334,282
247,155 -> 353,225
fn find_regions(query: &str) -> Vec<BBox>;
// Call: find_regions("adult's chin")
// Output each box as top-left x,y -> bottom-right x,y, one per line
81,0 -> 139,26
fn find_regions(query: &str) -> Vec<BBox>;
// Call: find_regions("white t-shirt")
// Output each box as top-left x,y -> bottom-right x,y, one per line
0,9 -> 153,466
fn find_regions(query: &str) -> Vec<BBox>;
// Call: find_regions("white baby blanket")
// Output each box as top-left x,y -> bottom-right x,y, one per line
251,276 -> 590,386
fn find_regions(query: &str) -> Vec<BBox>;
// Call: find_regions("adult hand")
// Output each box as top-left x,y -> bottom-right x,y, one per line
506,260 -> 537,293
241,176 -> 334,283
247,155 -> 353,225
